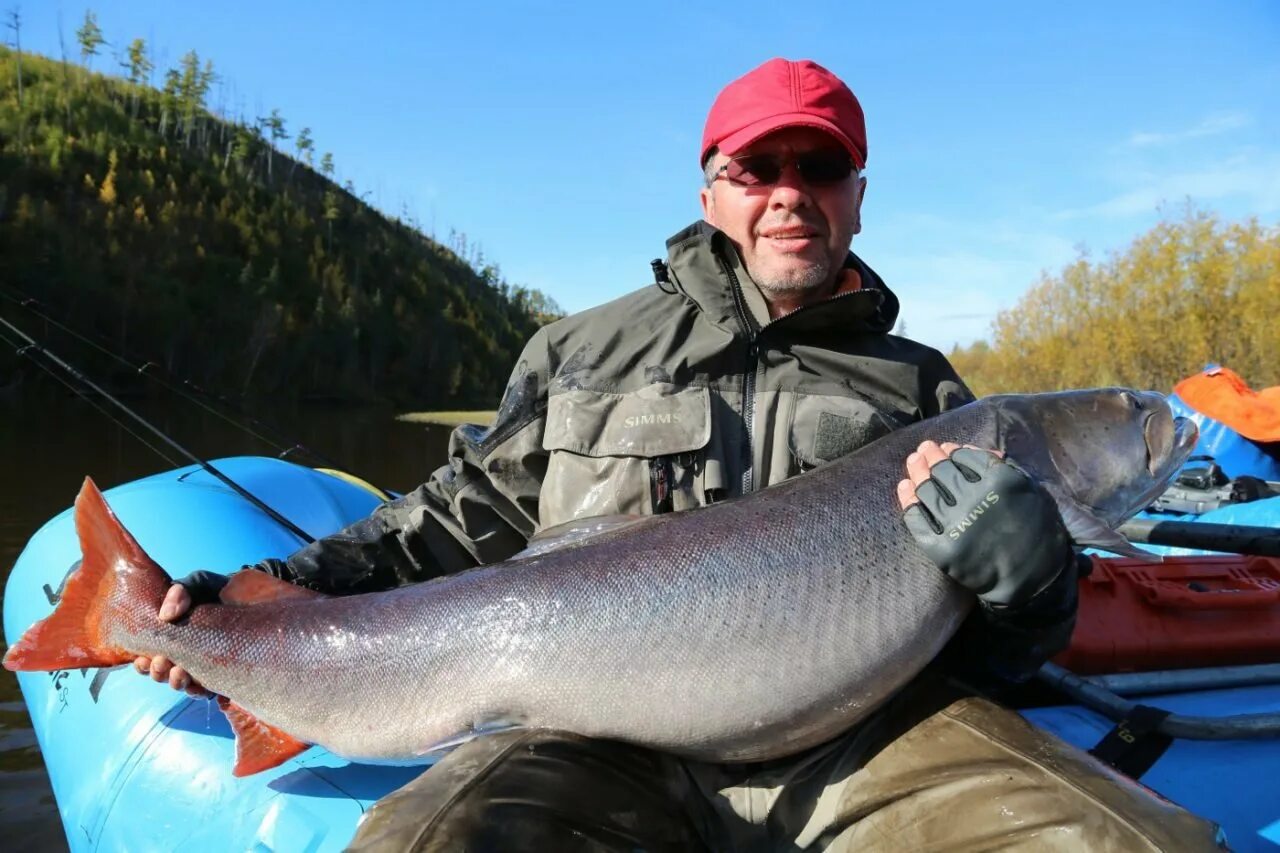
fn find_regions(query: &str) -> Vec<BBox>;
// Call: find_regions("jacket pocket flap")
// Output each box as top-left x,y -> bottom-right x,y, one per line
544,384 -> 711,457
789,395 -> 907,468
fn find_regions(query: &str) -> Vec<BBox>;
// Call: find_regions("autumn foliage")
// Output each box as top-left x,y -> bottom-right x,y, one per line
948,209 -> 1280,396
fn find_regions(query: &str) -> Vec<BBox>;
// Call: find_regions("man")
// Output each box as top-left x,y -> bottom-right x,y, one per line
139,59 -> 1222,851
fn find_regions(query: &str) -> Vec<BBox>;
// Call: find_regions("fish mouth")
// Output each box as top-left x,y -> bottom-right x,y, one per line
1132,409 -> 1198,513
1145,410 -> 1198,479
1168,415 -> 1199,469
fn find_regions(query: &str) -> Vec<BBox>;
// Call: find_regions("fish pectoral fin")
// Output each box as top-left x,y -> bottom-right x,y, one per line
1042,483 -> 1163,562
217,696 -> 310,776
221,569 -> 327,605
513,514 -> 648,560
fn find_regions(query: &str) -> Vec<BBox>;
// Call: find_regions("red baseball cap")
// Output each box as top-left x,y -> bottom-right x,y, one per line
701,58 -> 867,170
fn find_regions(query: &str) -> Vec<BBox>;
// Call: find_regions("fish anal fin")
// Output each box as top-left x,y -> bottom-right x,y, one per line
221,570 -> 325,605
217,696 -> 309,776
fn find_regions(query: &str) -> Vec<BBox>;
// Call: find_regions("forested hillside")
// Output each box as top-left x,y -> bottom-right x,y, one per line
0,35 -> 560,406
948,209 -> 1280,396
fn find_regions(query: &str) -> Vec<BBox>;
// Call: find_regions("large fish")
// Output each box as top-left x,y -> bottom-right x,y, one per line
5,389 -> 1196,776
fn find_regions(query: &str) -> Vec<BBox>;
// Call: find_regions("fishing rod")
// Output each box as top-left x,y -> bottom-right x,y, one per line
0,284 -> 367,480
0,324 -> 183,469
0,311 -> 317,545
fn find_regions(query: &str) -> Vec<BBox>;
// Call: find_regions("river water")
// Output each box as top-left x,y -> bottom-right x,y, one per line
0,392 -> 454,850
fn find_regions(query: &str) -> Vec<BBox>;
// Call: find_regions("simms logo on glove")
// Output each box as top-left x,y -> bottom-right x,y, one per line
947,491 -> 1001,540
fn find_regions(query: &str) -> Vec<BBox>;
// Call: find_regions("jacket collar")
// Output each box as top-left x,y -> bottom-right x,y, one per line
663,221 -> 901,337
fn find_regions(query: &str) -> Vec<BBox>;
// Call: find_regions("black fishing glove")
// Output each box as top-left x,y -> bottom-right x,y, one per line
174,570 -> 231,606
903,447 -> 1074,608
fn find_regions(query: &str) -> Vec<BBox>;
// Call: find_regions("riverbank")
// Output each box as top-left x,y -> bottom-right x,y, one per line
397,411 -> 496,427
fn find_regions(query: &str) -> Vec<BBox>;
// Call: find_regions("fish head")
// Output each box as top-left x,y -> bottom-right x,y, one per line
993,389 -> 1198,556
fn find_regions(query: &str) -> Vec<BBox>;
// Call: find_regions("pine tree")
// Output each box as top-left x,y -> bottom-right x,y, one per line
292,126 -> 313,181
258,108 -> 287,182
76,10 -> 104,70
125,38 -> 151,118
5,9 -> 23,144
159,67 -> 180,137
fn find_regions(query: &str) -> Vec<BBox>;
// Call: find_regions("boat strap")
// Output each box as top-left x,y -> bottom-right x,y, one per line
1088,704 -> 1174,779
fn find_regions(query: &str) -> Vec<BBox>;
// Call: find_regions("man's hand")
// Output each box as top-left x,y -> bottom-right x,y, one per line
897,441 -> 1073,608
132,571 -> 228,697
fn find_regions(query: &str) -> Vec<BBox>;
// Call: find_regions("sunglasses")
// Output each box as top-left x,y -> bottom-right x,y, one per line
711,150 -> 855,188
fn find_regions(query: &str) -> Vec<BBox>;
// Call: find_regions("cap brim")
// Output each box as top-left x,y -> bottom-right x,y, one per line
716,112 -> 865,169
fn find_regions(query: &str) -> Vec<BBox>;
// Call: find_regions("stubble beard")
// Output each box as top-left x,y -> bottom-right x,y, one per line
749,256 -> 833,302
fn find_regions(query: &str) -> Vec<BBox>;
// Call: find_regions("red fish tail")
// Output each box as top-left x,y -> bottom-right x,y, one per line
3,477 -> 171,672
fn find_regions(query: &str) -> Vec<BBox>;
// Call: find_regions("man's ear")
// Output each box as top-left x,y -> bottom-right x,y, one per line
851,175 -> 867,235
700,185 -> 716,225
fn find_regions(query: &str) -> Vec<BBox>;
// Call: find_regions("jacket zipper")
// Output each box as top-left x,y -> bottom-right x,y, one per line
762,287 -> 871,328
719,277 -> 878,496
721,260 -> 758,496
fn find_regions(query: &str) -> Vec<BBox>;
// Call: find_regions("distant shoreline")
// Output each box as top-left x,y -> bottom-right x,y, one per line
397,411 -> 496,427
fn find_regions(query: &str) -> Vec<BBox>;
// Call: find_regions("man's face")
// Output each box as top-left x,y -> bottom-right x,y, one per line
700,127 -> 866,309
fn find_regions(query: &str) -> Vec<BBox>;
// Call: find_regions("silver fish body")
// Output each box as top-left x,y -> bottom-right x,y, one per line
86,390 -> 1199,763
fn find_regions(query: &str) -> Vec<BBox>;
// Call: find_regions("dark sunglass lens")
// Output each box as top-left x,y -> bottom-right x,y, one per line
726,155 -> 783,186
796,152 -> 853,184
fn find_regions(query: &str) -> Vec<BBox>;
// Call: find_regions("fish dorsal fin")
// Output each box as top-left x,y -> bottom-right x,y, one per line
512,514 -> 647,560
217,696 -> 309,776
221,570 -> 326,605
1043,483 -> 1162,563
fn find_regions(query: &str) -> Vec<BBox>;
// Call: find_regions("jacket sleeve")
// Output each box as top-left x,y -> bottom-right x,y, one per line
944,555 -> 1081,684
919,350 -> 977,416
249,329 -> 553,595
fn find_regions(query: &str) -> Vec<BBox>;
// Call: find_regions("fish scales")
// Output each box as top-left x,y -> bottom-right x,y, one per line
122,403 -> 995,762
6,389 -> 1197,771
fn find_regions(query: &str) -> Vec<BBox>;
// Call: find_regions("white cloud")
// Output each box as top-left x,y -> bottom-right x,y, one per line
1128,112 -> 1252,148
1057,149 -> 1280,220
870,226 -> 1078,353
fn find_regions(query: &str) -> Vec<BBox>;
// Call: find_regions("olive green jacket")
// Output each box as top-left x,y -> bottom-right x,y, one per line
259,221 -> 973,593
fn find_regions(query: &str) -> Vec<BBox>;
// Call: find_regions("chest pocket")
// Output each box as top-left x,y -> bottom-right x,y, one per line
540,383 -> 712,528
786,393 -> 910,473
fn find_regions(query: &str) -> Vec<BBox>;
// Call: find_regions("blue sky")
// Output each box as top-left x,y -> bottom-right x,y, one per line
15,1 -> 1280,352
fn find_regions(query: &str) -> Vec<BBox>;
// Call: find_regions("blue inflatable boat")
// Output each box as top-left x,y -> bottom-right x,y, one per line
3,458 -> 429,851
5,457 -> 1280,851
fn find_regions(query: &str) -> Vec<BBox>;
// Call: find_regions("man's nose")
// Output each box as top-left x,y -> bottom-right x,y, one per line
768,163 -> 813,208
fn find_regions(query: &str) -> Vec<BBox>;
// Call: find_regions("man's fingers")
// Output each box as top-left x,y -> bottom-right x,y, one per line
158,584 -> 192,622
905,452 -> 929,485
149,656 -> 172,683
907,441 -> 1004,487
168,665 -> 190,692
905,441 -> 947,486
896,478 -> 918,510
917,441 -> 948,468
133,656 -> 151,675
